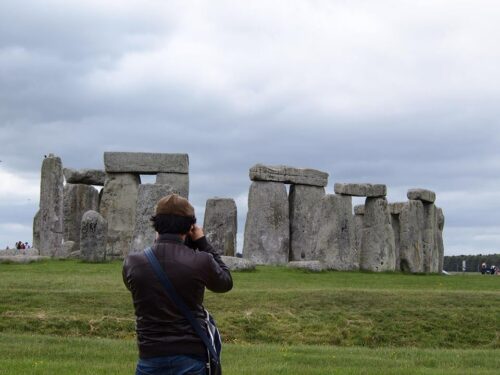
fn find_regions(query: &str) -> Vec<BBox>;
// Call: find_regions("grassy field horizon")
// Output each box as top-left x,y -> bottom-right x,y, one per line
0,260 -> 498,374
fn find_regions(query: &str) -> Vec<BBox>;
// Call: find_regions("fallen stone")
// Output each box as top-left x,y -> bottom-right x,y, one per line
249,164 -> 328,187
360,197 -> 396,272
220,256 -> 256,271
156,173 -> 189,198
289,185 -> 325,261
62,241 -> 77,257
63,168 -> 106,186
204,198 -> 237,256
0,248 -> 39,256
80,210 -> 108,262
354,205 -> 365,215
0,256 -> 49,264
32,210 -> 41,250
407,189 -> 436,203
313,194 -> 358,270
63,184 -> 99,249
99,173 -> 140,258
243,182 -> 290,265
399,200 -> 425,273
130,184 -> 177,254
334,183 -> 387,197
68,250 -> 81,259
104,152 -> 189,174
288,261 -> 326,272
39,154 -> 64,257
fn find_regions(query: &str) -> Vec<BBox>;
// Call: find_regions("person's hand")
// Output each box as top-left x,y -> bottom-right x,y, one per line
189,225 -> 204,241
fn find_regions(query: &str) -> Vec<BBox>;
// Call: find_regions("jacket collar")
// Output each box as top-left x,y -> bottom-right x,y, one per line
157,233 -> 184,244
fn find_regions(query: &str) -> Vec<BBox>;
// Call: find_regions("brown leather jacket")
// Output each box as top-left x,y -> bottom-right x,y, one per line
122,233 -> 233,359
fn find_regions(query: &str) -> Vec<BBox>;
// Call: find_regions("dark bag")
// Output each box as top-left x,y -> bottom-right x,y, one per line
144,247 -> 222,375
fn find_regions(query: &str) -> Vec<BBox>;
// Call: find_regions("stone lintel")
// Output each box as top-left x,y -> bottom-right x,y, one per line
104,152 -> 189,174
407,188 -> 436,203
334,183 -> 387,197
63,168 -> 106,186
249,164 -> 328,187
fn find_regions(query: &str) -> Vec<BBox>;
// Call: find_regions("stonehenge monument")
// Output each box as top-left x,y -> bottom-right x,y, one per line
204,198 -> 238,256
33,153 -> 445,273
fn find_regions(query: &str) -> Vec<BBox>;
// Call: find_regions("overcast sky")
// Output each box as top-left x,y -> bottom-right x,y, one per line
1,1 -> 499,255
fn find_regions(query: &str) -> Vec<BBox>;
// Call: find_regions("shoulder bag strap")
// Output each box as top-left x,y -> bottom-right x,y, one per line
144,247 -> 219,364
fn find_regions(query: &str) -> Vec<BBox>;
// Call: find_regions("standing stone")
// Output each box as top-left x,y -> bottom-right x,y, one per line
63,184 -> 99,248
436,208 -> 445,273
243,182 -> 289,265
80,210 -> 108,262
130,184 -> 177,255
353,213 -> 364,262
32,210 -> 41,250
360,197 -> 396,272
156,173 -> 189,199
389,202 -> 406,271
313,194 -> 358,270
422,203 -> 437,273
39,155 -> 64,257
289,185 -> 325,261
399,200 -> 425,273
99,173 -> 140,258
204,198 -> 237,256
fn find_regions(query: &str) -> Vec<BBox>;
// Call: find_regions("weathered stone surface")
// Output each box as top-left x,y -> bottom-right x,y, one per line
407,188 -> 436,203
243,182 -> 289,265
80,210 -> 108,262
391,212 -> 401,271
204,198 -> 237,256
353,213 -> 364,260
334,183 -> 387,197
354,205 -> 365,215
0,256 -> 48,264
63,184 -> 99,248
104,152 -> 189,174
62,241 -> 77,257
68,250 -> 81,259
288,261 -> 326,272
313,194 -> 358,270
436,207 -> 445,273
156,173 -> 189,198
423,203 -> 437,273
220,256 -> 256,271
289,185 -> 325,261
99,173 -> 140,258
33,210 -> 41,250
399,200 -> 425,273
389,202 -> 406,215
249,164 -> 328,187
63,168 -> 106,186
39,155 -> 64,257
130,184 -> 177,255
360,197 -> 396,272
0,248 -> 39,256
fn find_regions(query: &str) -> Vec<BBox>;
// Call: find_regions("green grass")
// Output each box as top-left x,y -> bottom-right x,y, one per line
0,260 -> 498,374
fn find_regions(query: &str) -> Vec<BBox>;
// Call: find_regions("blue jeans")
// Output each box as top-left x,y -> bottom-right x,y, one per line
136,354 -> 206,375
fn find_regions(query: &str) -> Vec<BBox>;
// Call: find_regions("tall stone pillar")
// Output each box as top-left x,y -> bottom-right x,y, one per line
39,154 -> 64,257
436,207 -> 445,273
243,181 -> 289,265
99,173 -> 140,258
32,210 -> 41,250
63,184 -> 99,249
313,194 -> 357,270
204,198 -> 237,256
399,200 -> 425,273
130,184 -> 175,255
388,203 -> 405,271
289,185 -> 325,261
360,197 -> 396,272
353,205 -> 364,262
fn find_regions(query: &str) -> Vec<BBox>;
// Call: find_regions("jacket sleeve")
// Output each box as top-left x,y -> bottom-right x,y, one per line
194,236 -> 233,293
122,258 -> 132,291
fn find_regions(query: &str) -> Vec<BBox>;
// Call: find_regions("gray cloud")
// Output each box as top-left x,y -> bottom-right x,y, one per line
1,1 -> 500,255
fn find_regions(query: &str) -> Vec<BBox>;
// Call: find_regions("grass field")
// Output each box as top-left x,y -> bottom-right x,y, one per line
0,260 -> 498,374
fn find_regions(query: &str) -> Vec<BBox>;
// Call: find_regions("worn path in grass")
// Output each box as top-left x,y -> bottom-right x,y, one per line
0,260 -> 498,349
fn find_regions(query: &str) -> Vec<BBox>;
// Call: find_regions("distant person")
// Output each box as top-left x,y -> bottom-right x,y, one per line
480,262 -> 487,274
123,194 -> 233,375
490,265 -> 497,275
